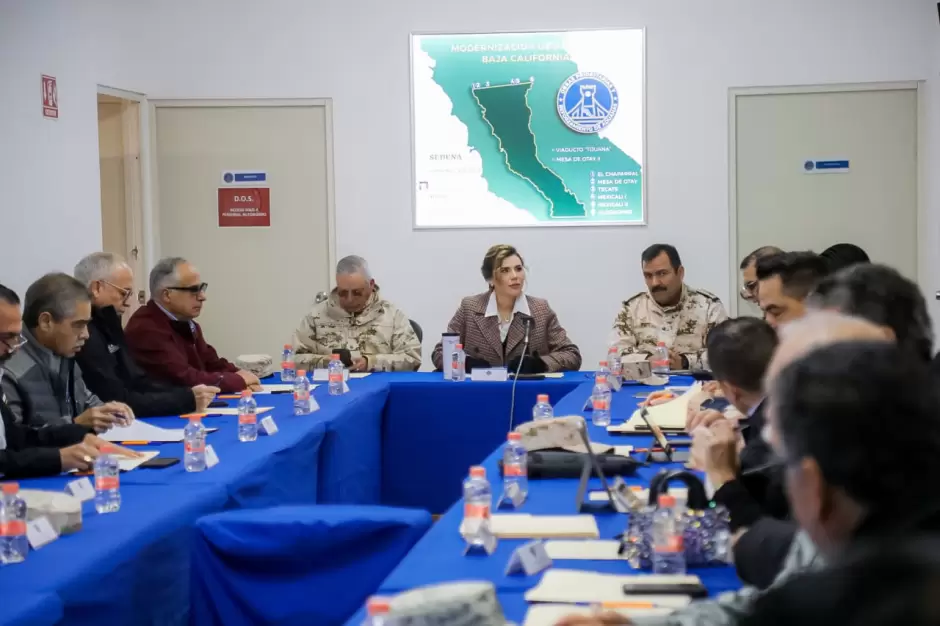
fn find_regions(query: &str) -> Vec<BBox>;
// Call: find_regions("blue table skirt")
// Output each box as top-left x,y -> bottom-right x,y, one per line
379,372 -> 584,512
374,376 -> 741,608
0,592 -> 62,626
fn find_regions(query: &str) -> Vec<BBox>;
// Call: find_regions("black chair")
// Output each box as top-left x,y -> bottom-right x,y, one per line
409,319 -> 423,342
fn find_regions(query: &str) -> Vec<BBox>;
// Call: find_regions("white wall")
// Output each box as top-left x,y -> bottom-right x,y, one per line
1,0 -> 936,367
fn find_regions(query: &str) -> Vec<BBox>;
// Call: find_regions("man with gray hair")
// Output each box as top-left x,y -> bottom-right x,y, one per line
74,252 -> 220,417
293,255 -> 421,371
2,273 -> 135,432
125,257 -> 261,393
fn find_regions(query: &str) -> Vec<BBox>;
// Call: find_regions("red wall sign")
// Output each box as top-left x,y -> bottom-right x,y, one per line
218,187 -> 270,227
42,75 -> 58,119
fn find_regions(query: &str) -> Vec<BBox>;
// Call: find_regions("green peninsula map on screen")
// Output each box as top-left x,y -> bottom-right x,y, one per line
412,30 -> 645,227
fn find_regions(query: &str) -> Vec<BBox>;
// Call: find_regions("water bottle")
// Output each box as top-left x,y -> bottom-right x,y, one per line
502,432 -> 528,501
94,445 -> 121,513
294,370 -> 313,415
652,341 -> 670,375
184,414 -> 208,472
462,466 -> 492,545
328,354 -> 345,396
0,483 -> 28,564
607,347 -> 623,379
652,494 -> 686,574
361,596 -> 390,626
281,344 -> 296,382
591,374 -> 612,427
532,394 -> 553,421
238,390 -> 258,442
451,344 -> 466,382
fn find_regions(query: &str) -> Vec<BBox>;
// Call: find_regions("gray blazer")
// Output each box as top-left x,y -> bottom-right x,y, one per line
1,329 -> 102,428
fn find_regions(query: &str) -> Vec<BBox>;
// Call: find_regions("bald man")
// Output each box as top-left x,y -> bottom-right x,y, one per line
558,312 -> 892,626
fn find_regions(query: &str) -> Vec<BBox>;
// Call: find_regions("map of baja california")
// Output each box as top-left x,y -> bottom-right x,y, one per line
472,81 -> 584,218
415,30 -> 644,226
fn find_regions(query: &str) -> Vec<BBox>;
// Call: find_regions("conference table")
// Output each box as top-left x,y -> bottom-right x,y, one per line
346,376 -> 742,625
0,371 -> 584,625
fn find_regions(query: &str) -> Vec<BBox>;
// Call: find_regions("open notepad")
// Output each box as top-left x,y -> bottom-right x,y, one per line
608,382 -> 702,433
525,569 -> 697,606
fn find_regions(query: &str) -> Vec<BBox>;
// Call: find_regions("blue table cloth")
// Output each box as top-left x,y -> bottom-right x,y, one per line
192,505 -> 432,626
379,372 -> 584,512
0,592 -> 62,626
373,376 -> 741,608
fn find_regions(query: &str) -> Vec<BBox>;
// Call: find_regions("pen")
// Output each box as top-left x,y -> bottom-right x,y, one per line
600,601 -> 656,609
270,390 -> 292,395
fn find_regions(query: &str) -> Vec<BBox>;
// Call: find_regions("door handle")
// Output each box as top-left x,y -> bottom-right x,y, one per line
936,291 -> 940,301
131,246 -> 139,260
138,290 -> 146,304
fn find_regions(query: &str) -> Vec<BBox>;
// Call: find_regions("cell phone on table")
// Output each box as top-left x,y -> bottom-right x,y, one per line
140,457 -> 180,469
208,400 -> 228,408
648,449 -> 691,464
622,580 -> 707,598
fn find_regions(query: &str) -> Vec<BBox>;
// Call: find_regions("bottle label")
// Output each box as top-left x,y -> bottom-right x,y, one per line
185,441 -> 205,454
652,359 -> 669,368
655,535 -> 684,553
238,413 -> 257,425
328,372 -> 343,383
0,520 -> 26,537
464,503 -> 490,519
294,391 -> 309,402
592,398 -> 610,411
95,475 -> 119,491
504,464 -> 525,477
281,361 -> 295,369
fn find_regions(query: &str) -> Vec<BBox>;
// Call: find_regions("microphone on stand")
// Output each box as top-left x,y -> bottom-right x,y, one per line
508,315 -> 533,432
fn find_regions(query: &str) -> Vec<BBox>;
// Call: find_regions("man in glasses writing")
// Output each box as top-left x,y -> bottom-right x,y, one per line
125,257 -> 261,393
74,252 -> 220,416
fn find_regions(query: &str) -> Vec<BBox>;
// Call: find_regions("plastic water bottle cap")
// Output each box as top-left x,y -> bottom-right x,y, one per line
596,375 -> 608,382
599,361 -> 608,367
241,390 -> 251,397
99,444 -> 117,454
657,341 -> 666,347
456,343 -> 463,349
188,414 -> 202,422
283,344 -> 291,349
331,354 -> 340,360
537,394 -> 549,403
296,370 -> 307,376
507,432 -> 522,442
367,597 -> 391,615
658,494 -> 677,507
469,466 -> 486,478
1,483 -> 19,494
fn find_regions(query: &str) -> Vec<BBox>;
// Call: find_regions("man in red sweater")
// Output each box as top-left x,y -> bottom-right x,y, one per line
125,257 -> 261,394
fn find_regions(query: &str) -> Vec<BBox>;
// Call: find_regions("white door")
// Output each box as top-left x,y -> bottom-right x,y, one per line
153,102 -> 334,359
732,86 -> 919,315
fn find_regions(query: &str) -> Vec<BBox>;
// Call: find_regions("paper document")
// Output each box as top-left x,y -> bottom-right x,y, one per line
254,384 -> 305,393
544,539 -> 627,561
118,450 -> 159,471
523,604 -> 674,626
621,382 -> 703,431
589,486 -> 687,506
349,372 -> 371,379
460,514 -> 599,539
525,569 -> 696,606
542,372 -> 564,379
101,420 -> 186,443
201,407 -> 274,416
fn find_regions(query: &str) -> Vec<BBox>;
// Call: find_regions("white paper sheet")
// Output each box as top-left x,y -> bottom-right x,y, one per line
118,450 -> 159,471
254,384 -> 299,393
523,604 -> 674,626
544,539 -> 627,561
524,569 -> 696,606
349,373 -> 371,379
589,487 -> 688,505
101,420 -> 186,442
459,514 -> 600,539
616,382 -> 703,431
201,407 -> 274,416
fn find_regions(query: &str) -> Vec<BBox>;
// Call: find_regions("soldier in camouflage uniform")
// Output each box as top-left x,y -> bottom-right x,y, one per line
612,244 -> 728,370
293,256 -> 421,372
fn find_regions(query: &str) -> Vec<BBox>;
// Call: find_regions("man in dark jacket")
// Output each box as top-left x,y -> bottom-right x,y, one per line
125,257 -> 261,394
74,253 -> 218,417
0,283 -> 113,477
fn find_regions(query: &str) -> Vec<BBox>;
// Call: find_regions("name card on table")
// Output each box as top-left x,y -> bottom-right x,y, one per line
27,516 -> 58,549
498,482 -> 526,509
462,521 -> 498,556
205,445 -> 220,468
65,477 -> 95,502
260,415 -> 279,435
470,367 -> 508,382
505,540 -> 553,576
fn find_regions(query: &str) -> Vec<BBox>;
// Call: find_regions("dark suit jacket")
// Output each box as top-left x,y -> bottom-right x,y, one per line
76,306 -> 197,417
431,293 -> 582,372
0,400 -> 91,478
125,301 -> 245,394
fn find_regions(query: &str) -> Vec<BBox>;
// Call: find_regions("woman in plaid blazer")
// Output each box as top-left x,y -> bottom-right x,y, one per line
431,245 -> 582,373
